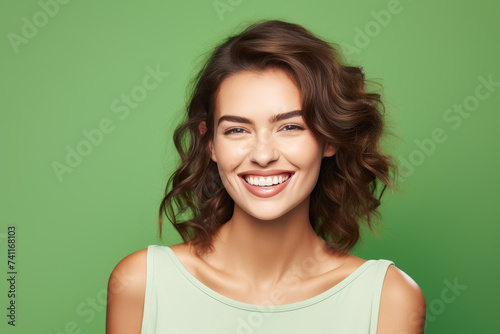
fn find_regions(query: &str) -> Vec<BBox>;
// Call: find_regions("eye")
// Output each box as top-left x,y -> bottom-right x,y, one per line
280,124 -> 305,132
223,127 -> 247,135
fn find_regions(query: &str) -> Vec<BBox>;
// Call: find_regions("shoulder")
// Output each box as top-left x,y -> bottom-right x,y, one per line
377,263 -> 426,334
106,248 -> 148,334
108,248 -> 148,294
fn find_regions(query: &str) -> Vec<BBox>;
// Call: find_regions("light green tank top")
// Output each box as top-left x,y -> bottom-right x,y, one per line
141,245 -> 394,334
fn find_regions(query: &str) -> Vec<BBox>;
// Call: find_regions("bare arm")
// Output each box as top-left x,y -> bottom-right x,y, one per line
106,248 -> 148,334
377,265 -> 426,333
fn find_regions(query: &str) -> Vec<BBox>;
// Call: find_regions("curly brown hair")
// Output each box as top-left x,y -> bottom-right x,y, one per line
158,19 -> 399,257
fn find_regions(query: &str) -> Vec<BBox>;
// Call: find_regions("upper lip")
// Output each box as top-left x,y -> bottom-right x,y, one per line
238,170 -> 295,177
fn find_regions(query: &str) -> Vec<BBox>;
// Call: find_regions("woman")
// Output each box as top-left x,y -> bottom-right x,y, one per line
106,19 -> 426,333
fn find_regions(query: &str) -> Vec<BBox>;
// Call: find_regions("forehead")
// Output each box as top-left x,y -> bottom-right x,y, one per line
214,69 -> 302,122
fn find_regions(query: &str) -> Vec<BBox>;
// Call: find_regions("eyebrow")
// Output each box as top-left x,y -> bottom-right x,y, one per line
217,110 -> 303,126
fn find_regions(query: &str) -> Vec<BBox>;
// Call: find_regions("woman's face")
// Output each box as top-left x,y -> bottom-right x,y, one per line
208,68 -> 336,221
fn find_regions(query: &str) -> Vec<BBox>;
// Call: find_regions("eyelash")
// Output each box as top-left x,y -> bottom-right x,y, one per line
223,124 -> 305,135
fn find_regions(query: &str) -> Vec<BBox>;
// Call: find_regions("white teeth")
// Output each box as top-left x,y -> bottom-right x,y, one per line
244,174 -> 291,187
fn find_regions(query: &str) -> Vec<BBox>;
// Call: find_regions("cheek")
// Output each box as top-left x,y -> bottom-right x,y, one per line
280,136 -> 323,167
213,140 -> 246,175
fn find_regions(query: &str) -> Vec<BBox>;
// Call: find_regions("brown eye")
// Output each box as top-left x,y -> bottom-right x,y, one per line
281,124 -> 304,131
224,127 -> 247,135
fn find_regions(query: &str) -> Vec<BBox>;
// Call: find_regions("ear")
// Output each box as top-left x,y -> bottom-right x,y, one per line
322,143 -> 337,158
199,121 -> 217,162
198,121 -> 207,135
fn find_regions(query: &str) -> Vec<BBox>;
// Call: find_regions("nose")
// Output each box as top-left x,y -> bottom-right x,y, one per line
249,133 -> 279,167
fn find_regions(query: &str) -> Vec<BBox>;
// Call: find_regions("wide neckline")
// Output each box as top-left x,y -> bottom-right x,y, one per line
160,245 -> 375,312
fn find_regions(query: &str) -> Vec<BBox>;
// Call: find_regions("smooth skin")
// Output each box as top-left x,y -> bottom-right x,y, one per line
106,69 -> 426,333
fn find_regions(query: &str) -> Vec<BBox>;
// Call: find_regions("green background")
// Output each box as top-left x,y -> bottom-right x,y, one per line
1,0 -> 499,332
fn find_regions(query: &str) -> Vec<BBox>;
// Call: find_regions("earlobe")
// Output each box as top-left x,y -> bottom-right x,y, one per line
322,144 -> 337,158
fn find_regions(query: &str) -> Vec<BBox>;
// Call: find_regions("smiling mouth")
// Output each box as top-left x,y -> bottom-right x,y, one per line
242,173 -> 293,187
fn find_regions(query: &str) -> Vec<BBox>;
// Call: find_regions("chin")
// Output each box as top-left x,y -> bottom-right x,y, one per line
239,203 -> 300,222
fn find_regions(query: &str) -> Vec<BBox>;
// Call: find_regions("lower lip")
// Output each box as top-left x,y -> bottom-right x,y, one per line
240,175 -> 293,198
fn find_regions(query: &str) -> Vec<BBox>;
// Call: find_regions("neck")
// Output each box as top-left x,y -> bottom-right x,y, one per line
204,198 -> 329,292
